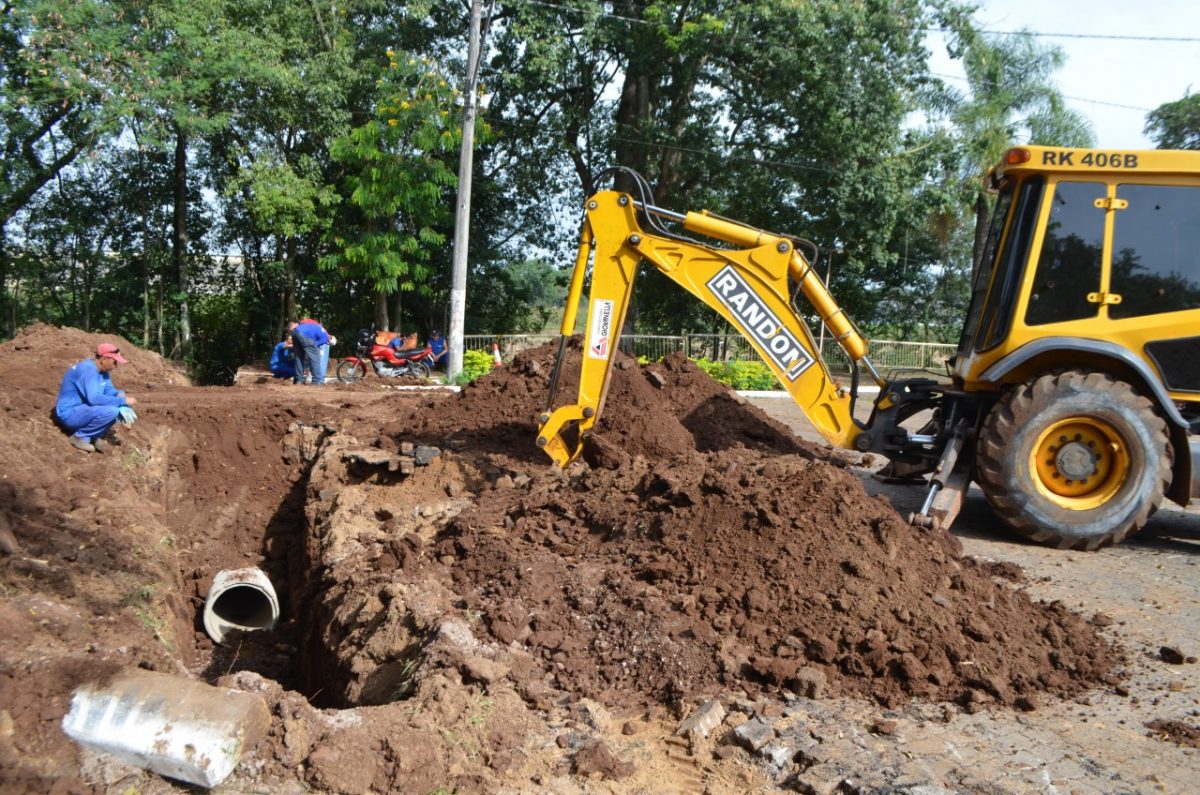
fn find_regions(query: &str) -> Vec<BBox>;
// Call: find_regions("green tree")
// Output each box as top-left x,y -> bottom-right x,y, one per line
207,0 -> 356,339
941,28 -> 1094,276
467,258 -> 567,333
1145,93 -> 1200,150
0,0 -> 148,333
129,0 -> 298,361
483,0 -> 946,334
320,52 -> 460,331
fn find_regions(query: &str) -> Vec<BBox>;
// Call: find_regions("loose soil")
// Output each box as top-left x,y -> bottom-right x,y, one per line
0,326 -> 1124,793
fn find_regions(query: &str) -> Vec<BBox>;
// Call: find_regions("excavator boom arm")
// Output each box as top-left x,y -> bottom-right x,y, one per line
537,191 -> 877,467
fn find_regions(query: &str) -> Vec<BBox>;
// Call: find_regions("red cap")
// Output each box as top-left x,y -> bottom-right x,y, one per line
96,343 -> 128,364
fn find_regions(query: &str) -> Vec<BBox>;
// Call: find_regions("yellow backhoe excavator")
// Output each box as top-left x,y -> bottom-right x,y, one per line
536,146 -> 1200,549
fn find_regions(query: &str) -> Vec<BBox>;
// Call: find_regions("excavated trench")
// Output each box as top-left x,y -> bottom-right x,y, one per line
181,417 -> 472,710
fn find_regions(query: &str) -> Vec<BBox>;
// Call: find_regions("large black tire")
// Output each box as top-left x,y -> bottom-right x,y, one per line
975,371 -> 1170,550
337,360 -> 367,383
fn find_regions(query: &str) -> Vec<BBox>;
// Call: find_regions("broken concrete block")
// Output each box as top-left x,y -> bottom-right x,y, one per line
413,445 -> 441,465
733,717 -> 775,751
759,741 -> 793,768
461,655 -> 510,685
344,448 -> 394,467
675,698 -> 726,740
794,666 -> 827,699
792,763 -> 849,795
62,668 -> 269,789
571,699 -> 611,730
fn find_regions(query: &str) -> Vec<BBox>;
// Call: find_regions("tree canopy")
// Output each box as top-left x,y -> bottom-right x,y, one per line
0,0 -> 1104,381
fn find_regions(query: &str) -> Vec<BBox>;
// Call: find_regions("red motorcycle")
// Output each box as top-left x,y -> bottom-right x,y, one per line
337,329 -> 432,382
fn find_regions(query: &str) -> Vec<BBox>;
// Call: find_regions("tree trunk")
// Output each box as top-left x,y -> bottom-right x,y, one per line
172,126 -> 192,361
0,226 -> 10,338
156,277 -> 164,355
613,66 -> 652,194
142,262 -> 150,348
141,214 -> 151,348
283,237 -> 296,323
373,291 -> 388,331
391,290 -> 403,332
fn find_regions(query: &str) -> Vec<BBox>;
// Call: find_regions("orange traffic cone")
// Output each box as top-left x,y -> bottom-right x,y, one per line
492,343 -> 503,368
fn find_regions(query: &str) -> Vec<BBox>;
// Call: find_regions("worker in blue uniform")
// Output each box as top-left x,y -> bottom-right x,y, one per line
269,335 -> 295,379
54,343 -> 138,453
289,319 -> 334,385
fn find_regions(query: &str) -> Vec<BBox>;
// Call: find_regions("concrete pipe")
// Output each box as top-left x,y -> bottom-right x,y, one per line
203,567 -> 280,644
62,668 -> 270,788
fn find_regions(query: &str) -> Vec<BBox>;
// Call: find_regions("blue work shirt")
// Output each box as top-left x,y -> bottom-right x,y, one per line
55,359 -> 127,418
429,335 -> 446,359
388,335 -> 418,352
292,320 -> 330,346
269,342 -> 295,377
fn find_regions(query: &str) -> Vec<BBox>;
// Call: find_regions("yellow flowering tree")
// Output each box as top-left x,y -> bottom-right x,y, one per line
320,51 -> 460,327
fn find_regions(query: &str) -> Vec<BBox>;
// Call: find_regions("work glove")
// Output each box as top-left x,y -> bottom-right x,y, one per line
118,406 -> 138,427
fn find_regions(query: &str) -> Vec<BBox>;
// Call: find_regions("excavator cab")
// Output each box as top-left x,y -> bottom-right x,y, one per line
949,146 -> 1200,547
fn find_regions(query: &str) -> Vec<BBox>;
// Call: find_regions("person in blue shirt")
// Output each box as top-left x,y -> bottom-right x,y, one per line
427,329 -> 447,370
268,335 -> 295,380
387,331 -> 419,355
55,343 -> 138,453
288,319 -> 333,385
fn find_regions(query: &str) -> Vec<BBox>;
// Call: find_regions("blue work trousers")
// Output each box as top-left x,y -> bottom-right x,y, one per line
313,343 -> 329,385
293,338 -> 320,384
58,405 -> 119,441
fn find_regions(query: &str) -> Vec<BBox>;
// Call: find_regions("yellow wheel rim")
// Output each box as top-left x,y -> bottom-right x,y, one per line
1030,417 -> 1130,510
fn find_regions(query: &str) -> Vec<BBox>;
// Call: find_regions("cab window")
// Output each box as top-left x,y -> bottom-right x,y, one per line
957,184 -> 1014,354
1024,181 -> 1105,326
974,177 -> 1044,351
1110,184 -> 1200,319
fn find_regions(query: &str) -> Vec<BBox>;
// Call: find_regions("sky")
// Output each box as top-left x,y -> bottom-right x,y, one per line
927,0 -> 1200,149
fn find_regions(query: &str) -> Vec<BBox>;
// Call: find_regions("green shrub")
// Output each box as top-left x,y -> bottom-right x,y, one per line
691,357 -> 781,390
455,349 -> 496,385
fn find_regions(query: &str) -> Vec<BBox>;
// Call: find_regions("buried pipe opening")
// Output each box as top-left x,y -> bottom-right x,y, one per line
203,568 -> 280,644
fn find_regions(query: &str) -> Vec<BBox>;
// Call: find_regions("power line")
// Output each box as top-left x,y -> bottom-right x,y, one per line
483,115 -> 839,175
928,72 -> 1152,112
930,27 -> 1200,43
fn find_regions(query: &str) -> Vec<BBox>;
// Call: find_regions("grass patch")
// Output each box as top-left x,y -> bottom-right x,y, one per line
121,584 -> 174,651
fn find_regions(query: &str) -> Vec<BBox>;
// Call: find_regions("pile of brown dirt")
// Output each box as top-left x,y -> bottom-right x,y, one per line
381,341 -> 1119,711
0,323 -> 190,395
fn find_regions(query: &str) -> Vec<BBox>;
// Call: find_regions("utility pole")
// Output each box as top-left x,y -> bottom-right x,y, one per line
447,0 -> 484,382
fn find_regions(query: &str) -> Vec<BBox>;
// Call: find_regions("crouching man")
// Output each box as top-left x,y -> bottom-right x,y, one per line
55,342 -> 138,453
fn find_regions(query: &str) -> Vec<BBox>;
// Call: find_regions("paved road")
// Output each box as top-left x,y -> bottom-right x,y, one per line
747,395 -> 1200,793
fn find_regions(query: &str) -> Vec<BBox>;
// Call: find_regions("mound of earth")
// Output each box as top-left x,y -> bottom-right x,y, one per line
301,341 -> 1117,714
0,322 -> 190,394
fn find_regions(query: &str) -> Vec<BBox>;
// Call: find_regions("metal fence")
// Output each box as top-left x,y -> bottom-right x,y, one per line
466,333 -> 956,378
